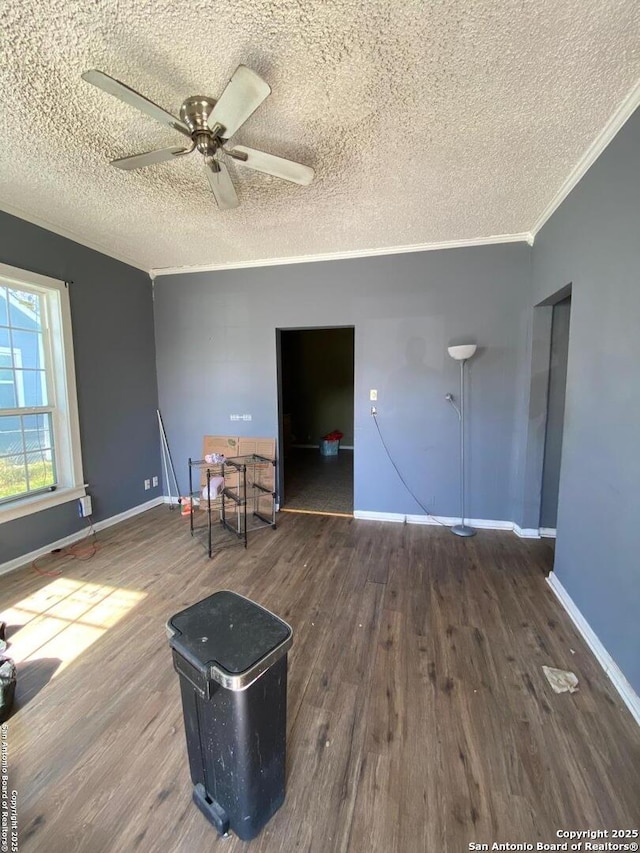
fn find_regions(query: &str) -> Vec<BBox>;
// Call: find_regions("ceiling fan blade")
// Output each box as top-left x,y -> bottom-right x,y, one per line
205,159 -> 239,209
207,65 -> 271,140
82,69 -> 191,137
226,145 -> 314,186
111,146 -> 188,170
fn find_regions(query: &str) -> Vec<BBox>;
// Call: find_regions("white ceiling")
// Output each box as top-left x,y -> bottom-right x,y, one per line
1,0 -> 639,274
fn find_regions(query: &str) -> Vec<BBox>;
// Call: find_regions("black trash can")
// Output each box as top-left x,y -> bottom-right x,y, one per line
167,590 -> 293,841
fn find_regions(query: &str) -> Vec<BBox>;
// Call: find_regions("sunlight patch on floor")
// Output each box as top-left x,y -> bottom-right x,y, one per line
0,577 -> 147,676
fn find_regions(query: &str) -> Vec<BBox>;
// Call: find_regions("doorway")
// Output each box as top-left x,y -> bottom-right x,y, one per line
540,295 -> 572,532
276,327 -> 354,514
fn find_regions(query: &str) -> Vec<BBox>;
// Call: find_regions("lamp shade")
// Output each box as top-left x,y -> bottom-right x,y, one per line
447,344 -> 477,361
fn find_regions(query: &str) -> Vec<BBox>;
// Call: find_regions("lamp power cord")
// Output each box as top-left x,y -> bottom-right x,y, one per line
371,412 -> 449,527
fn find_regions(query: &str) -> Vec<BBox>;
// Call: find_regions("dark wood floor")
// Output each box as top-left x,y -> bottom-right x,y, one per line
2,507 -> 639,852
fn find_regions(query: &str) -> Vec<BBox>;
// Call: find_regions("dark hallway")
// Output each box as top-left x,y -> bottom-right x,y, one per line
278,327 -> 354,514
282,447 -> 353,514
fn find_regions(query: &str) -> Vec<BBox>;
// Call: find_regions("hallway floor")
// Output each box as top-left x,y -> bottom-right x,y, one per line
282,447 -> 353,514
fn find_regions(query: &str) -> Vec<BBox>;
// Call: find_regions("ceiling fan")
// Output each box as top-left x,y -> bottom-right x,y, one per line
81,65 -> 314,210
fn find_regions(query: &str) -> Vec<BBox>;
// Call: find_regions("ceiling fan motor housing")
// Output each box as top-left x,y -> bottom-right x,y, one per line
180,95 -> 220,155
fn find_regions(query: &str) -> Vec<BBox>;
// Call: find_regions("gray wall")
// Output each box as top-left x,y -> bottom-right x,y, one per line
540,297 -> 571,529
153,243 -> 531,520
531,107 -> 640,692
282,328 -> 354,446
0,211 -> 161,564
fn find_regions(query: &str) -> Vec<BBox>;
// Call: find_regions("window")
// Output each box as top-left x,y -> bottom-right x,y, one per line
0,262 -> 85,523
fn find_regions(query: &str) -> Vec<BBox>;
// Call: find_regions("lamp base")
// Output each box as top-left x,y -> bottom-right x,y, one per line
451,524 -> 476,538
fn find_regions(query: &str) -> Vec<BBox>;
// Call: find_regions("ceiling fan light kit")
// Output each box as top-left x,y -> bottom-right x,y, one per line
81,65 -> 314,210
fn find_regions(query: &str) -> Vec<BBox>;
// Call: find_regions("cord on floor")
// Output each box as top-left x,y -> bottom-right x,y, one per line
32,516 -> 99,576
372,412 -> 449,527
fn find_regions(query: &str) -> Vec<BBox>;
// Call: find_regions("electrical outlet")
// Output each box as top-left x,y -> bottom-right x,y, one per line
144,479 -> 151,490
152,476 -> 158,487
78,495 -> 93,518
371,406 -> 377,416
78,495 -> 92,517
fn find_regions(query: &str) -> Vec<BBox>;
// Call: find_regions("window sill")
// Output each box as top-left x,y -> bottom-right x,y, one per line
0,485 -> 87,524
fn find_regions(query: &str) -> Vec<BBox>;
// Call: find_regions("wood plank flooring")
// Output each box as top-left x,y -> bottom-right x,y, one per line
1,507 -> 639,852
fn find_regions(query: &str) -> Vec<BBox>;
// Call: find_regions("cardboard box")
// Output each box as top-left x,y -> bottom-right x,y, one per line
237,437 -> 276,459
201,436 -> 276,493
237,437 -> 276,492
202,435 -> 240,459
200,435 -> 240,487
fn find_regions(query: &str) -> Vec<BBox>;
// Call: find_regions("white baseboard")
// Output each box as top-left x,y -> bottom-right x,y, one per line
354,510 -> 407,523
0,496 -> 164,577
350,514 -> 549,540
513,524 -> 542,539
91,496 -> 164,531
539,527 -> 557,538
353,510 -> 518,532
547,572 -> 640,726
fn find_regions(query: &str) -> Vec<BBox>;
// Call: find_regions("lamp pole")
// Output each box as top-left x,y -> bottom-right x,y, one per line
447,344 -> 477,537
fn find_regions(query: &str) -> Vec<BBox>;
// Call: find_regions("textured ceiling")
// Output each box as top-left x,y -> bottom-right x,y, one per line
1,0 -> 639,273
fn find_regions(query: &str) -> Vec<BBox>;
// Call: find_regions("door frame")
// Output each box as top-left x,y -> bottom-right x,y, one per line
520,283 -> 572,536
275,325 -> 355,508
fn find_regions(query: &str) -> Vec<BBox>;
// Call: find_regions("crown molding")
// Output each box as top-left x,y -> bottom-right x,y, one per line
0,201 -> 148,273
149,232 -> 533,277
530,77 -> 640,238
5,74 -> 640,274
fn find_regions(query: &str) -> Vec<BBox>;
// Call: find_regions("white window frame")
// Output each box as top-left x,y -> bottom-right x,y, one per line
0,262 -> 86,523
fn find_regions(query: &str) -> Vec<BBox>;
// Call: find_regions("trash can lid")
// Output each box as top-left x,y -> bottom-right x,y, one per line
167,591 -> 292,691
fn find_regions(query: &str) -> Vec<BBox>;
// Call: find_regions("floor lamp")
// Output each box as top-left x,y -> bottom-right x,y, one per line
447,344 -> 477,537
